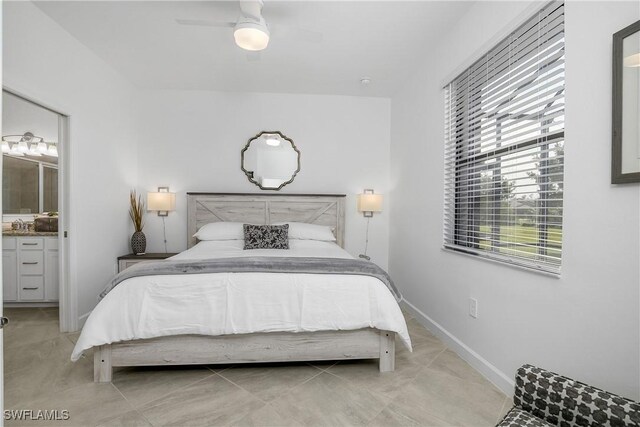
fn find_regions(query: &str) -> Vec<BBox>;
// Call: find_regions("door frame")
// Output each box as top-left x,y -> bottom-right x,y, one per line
2,87 -> 75,332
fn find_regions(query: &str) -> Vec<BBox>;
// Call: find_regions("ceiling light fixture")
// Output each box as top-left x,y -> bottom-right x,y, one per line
234,17 -> 270,51
360,77 -> 372,86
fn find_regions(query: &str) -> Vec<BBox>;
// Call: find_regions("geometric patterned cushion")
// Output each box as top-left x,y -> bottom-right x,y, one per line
243,224 -> 289,250
497,407 -> 554,427
514,364 -> 640,427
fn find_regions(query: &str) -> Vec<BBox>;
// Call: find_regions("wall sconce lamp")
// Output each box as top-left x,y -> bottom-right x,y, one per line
147,187 -> 176,217
357,189 -> 383,261
357,189 -> 383,217
147,187 -> 176,253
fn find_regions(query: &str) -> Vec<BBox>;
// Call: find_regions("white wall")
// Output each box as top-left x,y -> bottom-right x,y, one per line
390,0 -> 640,400
137,90 -> 391,268
3,2 -> 139,321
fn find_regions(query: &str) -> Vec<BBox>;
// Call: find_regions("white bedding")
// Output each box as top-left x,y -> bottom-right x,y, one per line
71,240 -> 411,361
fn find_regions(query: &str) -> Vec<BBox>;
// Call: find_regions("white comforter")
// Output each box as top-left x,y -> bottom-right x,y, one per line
71,240 -> 411,361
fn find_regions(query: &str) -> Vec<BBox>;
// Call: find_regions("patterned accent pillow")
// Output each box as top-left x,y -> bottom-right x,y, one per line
243,224 -> 289,250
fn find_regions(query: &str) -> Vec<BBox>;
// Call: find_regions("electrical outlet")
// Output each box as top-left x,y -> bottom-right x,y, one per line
469,298 -> 478,319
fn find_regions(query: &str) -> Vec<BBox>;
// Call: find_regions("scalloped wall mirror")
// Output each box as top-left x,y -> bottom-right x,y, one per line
241,131 -> 300,190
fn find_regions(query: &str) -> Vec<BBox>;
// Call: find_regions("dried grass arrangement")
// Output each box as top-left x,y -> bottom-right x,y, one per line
129,190 -> 145,232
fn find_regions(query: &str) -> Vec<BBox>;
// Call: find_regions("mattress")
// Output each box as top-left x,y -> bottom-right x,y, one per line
71,239 -> 411,361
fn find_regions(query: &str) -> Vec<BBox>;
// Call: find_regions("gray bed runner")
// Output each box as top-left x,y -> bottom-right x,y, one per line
100,257 -> 401,302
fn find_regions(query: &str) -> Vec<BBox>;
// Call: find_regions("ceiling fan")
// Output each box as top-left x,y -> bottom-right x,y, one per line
176,0 -> 322,58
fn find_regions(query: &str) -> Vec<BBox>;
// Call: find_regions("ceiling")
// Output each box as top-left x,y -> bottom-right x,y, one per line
34,1 -> 473,97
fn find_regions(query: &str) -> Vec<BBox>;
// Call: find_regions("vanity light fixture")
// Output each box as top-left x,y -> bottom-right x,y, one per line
2,132 -> 58,157
37,142 -> 48,154
234,17 -> 270,51
357,189 -> 383,261
16,141 -> 29,154
46,144 -> 58,157
28,144 -> 42,156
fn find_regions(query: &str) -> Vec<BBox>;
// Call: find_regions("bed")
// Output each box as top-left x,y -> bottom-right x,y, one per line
72,193 -> 411,382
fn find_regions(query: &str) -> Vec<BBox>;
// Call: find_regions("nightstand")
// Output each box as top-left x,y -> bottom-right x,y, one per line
117,253 -> 178,273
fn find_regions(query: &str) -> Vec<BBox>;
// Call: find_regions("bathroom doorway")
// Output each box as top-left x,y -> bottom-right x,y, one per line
1,89 -> 71,333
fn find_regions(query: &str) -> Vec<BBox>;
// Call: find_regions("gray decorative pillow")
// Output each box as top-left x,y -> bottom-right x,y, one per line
243,224 -> 289,250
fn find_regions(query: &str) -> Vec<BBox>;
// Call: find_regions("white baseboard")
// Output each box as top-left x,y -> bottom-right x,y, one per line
401,299 -> 515,397
4,302 -> 59,308
78,311 -> 91,329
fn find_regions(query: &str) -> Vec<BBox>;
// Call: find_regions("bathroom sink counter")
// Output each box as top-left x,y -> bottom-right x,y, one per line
2,231 -> 58,237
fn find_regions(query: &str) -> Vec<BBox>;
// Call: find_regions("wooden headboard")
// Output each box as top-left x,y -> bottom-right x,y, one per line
187,193 -> 346,248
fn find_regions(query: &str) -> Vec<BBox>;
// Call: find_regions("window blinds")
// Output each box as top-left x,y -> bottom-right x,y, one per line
443,1 -> 565,274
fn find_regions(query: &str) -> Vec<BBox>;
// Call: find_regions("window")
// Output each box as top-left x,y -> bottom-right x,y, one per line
443,1 -> 565,274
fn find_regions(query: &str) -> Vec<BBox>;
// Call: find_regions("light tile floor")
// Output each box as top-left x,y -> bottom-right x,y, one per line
4,307 -> 512,427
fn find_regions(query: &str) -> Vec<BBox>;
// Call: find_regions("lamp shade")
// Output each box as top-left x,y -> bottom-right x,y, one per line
357,193 -> 383,213
147,192 -> 176,212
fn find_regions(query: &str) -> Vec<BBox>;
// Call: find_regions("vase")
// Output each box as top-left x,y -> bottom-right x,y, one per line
131,231 -> 146,255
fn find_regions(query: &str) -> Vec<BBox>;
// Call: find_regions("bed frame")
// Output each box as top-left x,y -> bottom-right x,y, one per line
94,193 -> 395,382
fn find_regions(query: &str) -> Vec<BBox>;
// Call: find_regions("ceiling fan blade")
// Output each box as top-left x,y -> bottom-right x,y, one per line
246,51 -> 262,62
175,19 -> 235,28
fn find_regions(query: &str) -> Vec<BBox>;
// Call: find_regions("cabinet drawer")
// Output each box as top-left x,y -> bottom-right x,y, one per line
19,251 -> 44,275
19,238 -> 44,250
3,238 -> 17,250
19,276 -> 44,300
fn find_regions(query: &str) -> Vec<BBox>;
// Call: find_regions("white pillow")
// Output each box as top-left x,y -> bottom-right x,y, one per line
193,222 -> 245,241
273,222 -> 336,242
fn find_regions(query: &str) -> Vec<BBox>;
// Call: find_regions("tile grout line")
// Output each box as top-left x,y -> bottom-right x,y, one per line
256,368 -> 327,426
124,369 -> 219,412
306,365 -> 394,425
211,371 -> 273,406
424,346 -> 508,394
101,382 -> 153,427
306,361 -> 338,372
213,369 -> 320,427
216,364 -> 325,406
377,346 -> 461,426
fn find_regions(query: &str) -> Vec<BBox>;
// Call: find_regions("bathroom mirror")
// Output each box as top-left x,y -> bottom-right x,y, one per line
241,131 -> 300,190
2,91 -> 59,214
612,20 -> 640,183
